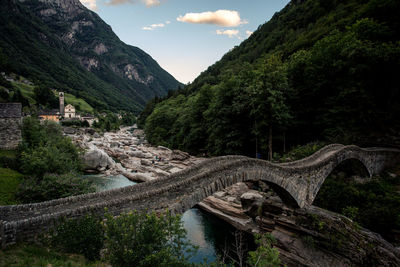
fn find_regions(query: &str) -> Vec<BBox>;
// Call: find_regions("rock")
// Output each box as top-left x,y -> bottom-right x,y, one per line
389,172 -> 397,178
93,132 -> 100,138
85,128 -> 96,135
63,127 -> 76,135
240,191 -> 264,210
83,148 -> 115,171
170,150 -> 190,161
140,159 -> 152,166
110,142 -> 119,148
122,172 -> 154,182
157,145 -> 171,151
129,151 -> 146,158
168,167 -> 182,173
214,191 -> 227,198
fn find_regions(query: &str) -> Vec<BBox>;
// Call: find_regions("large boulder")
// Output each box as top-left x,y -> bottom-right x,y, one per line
83,148 -> 115,172
170,150 -> 190,161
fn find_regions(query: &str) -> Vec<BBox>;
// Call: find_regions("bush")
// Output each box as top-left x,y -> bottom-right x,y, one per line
0,150 -> 18,170
17,172 -> 95,203
103,211 -> 196,267
19,117 -> 82,177
280,141 -> 327,162
51,215 -> 104,261
247,233 -> 281,267
0,168 -> 23,205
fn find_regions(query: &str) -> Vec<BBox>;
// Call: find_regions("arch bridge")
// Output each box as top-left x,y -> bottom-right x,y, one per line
1,144 -> 399,247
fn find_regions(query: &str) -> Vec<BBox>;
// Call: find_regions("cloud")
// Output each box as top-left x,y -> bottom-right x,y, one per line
142,23 -> 165,30
105,0 -> 160,7
107,0 -> 134,5
246,30 -> 253,37
216,29 -> 239,38
143,0 -> 160,7
166,20 -> 171,24
177,10 -> 247,27
80,0 -> 98,10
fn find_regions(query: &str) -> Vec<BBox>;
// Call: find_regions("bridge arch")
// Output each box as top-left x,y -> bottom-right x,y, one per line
1,145 -> 399,247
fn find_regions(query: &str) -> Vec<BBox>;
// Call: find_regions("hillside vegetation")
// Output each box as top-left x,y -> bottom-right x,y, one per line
141,0 -> 400,157
0,0 -> 181,113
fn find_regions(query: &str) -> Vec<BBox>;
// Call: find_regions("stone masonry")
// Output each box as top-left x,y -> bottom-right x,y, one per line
0,145 -> 399,247
0,103 -> 22,150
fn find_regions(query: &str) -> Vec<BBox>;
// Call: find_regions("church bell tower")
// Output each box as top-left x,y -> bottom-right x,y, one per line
59,92 -> 64,116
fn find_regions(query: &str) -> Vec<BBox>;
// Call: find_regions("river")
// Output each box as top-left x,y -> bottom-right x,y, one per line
86,174 -> 252,264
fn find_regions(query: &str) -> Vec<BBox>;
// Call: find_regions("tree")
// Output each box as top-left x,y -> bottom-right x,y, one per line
104,210 -> 196,267
247,233 -> 281,267
33,85 -> 58,108
249,55 -> 292,160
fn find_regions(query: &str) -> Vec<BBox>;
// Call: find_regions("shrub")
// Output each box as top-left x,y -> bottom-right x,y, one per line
17,172 -> 95,203
103,210 -> 196,267
247,233 -> 281,267
51,215 -> 104,261
0,150 -> 18,170
19,117 -> 82,177
280,141 -> 327,162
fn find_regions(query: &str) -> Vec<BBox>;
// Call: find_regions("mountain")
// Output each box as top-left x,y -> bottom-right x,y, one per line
0,0 -> 182,112
141,0 -> 400,156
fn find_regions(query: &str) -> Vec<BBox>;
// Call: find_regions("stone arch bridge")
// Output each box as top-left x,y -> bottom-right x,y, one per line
1,144 -> 399,247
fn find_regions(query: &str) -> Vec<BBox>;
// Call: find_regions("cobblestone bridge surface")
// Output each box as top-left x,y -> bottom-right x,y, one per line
1,144 -> 399,247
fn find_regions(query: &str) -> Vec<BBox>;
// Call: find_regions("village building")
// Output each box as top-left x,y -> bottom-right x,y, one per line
64,104 -> 76,118
38,110 -> 60,122
0,103 -> 22,149
80,114 -> 97,126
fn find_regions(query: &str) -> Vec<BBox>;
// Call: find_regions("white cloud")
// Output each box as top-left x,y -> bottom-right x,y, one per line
177,10 -> 247,27
246,30 -> 253,37
216,29 -> 239,38
166,20 -> 171,24
143,0 -> 160,7
107,0 -> 134,5
105,0 -> 161,7
80,0 -> 98,11
142,23 -> 165,30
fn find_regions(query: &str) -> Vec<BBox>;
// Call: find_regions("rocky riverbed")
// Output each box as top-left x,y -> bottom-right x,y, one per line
64,126 -> 205,182
64,126 -> 400,266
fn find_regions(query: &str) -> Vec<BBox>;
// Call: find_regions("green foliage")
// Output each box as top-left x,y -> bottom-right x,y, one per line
61,119 -> 89,127
16,172 -> 95,203
10,89 -> 29,107
0,0 -> 180,113
247,233 -> 281,267
0,244 -> 107,267
51,215 -> 104,261
33,85 -> 58,108
19,117 -> 82,177
143,0 -> 400,156
314,172 -> 400,242
0,167 -> 23,205
103,210 -> 196,267
0,149 -> 19,170
280,141 -> 327,162
93,113 -> 121,131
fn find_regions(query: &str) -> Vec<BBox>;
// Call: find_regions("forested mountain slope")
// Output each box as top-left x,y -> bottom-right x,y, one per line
0,0 -> 181,112
142,0 -> 400,157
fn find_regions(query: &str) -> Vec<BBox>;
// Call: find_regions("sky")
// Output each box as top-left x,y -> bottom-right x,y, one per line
80,0 -> 290,84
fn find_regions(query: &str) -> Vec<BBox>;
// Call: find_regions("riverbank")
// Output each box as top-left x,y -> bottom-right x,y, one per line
65,126 -> 205,182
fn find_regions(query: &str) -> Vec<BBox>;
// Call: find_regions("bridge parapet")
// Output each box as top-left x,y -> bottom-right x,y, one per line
0,145 -> 399,248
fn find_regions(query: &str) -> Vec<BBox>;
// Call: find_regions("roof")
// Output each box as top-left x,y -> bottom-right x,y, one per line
65,104 -> 75,109
38,109 -> 60,116
0,103 -> 22,118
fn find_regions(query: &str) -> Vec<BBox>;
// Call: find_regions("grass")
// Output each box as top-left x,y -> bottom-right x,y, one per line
0,167 -> 23,205
0,244 -> 107,267
10,79 -> 94,113
0,149 -> 18,158
64,92 -> 94,113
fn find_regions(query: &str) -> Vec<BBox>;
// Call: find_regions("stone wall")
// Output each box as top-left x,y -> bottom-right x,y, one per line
0,118 -> 22,149
1,145 -> 399,247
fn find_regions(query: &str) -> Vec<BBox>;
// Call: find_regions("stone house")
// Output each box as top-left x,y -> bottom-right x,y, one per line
0,103 -> 22,149
64,104 -> 76,118
38,110 -> 60,122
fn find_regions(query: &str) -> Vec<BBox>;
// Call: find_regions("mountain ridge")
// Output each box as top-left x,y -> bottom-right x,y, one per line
0,0 -> 182,112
